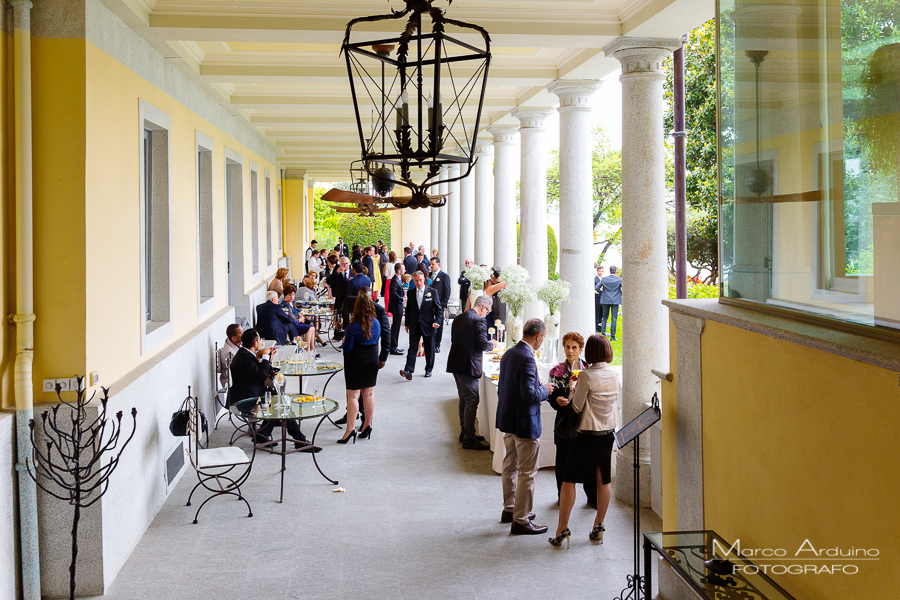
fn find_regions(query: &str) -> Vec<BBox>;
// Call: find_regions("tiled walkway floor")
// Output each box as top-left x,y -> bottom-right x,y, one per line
90,338 -> 660,600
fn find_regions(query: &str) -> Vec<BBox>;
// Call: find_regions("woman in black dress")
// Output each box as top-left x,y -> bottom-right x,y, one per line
338,294 -> 380,444
549,334 -> 619,548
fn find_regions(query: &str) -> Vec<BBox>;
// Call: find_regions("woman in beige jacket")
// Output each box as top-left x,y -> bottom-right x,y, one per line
549,334 -> 619,549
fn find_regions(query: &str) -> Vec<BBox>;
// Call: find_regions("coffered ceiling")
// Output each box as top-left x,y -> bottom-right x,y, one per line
102,0 -> 712,180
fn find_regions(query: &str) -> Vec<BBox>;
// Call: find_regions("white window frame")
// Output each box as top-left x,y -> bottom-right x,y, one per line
196,131 -> 216,317
138,99 -> 173,354
249,161 -> 260,279
265,169 -> 273,269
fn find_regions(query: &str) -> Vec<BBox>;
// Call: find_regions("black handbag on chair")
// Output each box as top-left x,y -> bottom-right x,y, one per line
169,393 -> 208,447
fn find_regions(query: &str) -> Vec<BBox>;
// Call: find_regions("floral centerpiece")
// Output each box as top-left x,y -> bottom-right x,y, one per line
536,279 -> 570,340
499,265 -> 534,346
463,264 -> 492,306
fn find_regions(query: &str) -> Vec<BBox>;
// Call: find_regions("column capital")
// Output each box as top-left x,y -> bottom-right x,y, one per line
548,80 -> 602,110
487,124 -> 519,145
603,37 -> 682,77
511,107 -> 554,129
283,168 -> 308,180
475,137 -> 494,156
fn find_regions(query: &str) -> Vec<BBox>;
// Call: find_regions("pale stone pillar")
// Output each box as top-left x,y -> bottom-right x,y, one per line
459,161 -> 476,273
473,138 -> 495,267
489,125 -> 519,270
438,167 -> 450,263
604,36 -> 681,506
548,80 -> 602,341
512,108 -> 554,322
430,205 -> 439,257
447,163 -> 462,286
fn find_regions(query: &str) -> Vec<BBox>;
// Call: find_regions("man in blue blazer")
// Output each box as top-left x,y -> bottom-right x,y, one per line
255,291 -> 295,345
599,265 -> 623,340
400,271 -> 441,379
496,318 -> 554,535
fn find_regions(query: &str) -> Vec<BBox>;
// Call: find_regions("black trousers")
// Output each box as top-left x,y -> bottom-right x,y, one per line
404,326 -> 435,374
600,304 -> 619,338
390,305 -> 403,350
255,419 -> 303,441
554,436 -> 597,506
594,302 -> 603,331
453,373 -> 480,443
435,319 -> 445,349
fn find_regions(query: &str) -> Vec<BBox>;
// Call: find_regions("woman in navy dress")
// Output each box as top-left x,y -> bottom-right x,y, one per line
339,294 -> 380,444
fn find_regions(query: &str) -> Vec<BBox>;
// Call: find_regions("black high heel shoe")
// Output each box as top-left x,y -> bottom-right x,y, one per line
589,523 -> 605,543
548,528 -> 571,549
358,425 -> 372,440
337,430 -> 357,444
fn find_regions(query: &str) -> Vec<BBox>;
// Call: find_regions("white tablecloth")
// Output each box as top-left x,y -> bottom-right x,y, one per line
476,354 -> 558,474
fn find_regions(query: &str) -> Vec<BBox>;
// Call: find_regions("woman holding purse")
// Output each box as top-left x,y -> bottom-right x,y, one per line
547,332 -> 596,508
549,334 -> 619,549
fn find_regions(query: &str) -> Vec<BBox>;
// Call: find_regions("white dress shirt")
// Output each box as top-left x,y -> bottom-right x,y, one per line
416,287 -> 424,308
571,362 -> 619,433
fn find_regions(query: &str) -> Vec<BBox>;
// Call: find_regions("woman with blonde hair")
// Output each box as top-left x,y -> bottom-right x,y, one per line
338,294 -> 380,444
268,267 -> 290,297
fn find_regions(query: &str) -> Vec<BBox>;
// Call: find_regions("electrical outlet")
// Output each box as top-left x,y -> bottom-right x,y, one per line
69,378 -> 82,392
55,378 -> 70,392
42,379 -> 57,393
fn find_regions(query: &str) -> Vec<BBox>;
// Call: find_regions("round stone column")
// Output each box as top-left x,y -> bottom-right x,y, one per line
447,163 -> 462,284
438,167 -> 450,263
430,203 -> 439,257
459,159 -> 476,271
473,138 -> 495,267
488,124 -> 519,270
512,107 -> 554,322
604,36 -> 681,506
548,80 -> 602,340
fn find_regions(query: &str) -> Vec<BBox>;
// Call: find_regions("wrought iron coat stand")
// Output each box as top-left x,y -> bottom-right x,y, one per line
27,378 -> 137,600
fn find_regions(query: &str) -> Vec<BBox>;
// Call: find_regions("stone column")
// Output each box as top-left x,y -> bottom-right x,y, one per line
430,204 -> 439,257
604,37 -> 681,506
473,138 -> 495,267
459,161 -> 476,273
512,108 -> 554,322
489,124 -> 519,270
447,163 -> 462,285
548,80 -> 602,340
438,167 -> 450,263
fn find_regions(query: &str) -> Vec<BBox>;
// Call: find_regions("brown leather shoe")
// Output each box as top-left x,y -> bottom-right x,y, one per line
510,520 -> 548,535
501,510 -> 535,524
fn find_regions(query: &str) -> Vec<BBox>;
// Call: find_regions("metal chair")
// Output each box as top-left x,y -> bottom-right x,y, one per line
184,386 -> 255,524
213,343 -> 231,430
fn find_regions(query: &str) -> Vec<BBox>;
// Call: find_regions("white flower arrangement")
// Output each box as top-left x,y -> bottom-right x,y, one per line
536,279 -> 571,316
463,265 -> 492,292
500,264 -> 530,286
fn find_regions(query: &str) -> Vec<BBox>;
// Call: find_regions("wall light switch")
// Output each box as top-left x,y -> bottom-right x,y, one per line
42,379 -> 57,393
90,371 -> 100,386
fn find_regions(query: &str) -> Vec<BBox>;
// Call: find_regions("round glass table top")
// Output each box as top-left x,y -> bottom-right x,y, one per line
272,360 -> 343,376
230,395 -> 338,419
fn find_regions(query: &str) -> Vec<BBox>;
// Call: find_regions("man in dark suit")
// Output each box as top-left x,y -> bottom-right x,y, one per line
388,262 -> 406,354
361,246 -> 375,281
446,294 -> 497,450
496,318 -> 554,535
400,271 -> 441,379
255,291 -> 295,345
334,237 -> 349,257
594,264 -> 604,333
458,258 -> 474,305
414,252 -> 430,281
325,256 -> 350,340
229,329 -> 315,450
347,262 -> 372,298
403,247 -> 418,276
599,265 -> 622,341
429,257 -> 451,353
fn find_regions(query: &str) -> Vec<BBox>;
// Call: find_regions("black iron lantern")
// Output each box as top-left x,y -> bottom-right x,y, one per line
342,0 -> 491,209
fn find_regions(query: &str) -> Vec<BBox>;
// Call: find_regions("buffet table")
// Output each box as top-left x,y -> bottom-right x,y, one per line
476,351 -> 558,474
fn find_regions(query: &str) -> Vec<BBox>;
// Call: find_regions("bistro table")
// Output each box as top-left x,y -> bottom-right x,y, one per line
271,359 -> 344,428
643,531 -> 798,600
230,395 -> 339,502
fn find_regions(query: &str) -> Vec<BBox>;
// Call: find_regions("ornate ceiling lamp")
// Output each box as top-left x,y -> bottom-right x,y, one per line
342,0 -> 491,209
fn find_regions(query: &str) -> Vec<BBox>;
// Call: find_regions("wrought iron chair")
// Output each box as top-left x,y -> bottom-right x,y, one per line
184,386 -> 255,524
213,343 -> 231,430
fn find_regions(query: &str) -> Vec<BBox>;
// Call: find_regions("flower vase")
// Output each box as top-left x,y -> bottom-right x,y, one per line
506,314 -> 523,348
544,312 -> 560,340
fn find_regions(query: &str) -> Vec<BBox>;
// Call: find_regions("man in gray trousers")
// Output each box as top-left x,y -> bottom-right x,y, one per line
599,265 -> 622,341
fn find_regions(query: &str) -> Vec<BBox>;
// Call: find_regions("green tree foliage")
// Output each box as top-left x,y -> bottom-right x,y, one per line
312,184 -> 391,250
667,209 -> 718,283
663,20 -> 720,284
546,125 -> 622,265
515,224 -> 559,279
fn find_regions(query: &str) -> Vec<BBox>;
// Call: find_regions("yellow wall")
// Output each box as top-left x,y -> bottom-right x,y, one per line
282,178 -> 305,267
690,319 -> 898,598
67,40 -> 280,391
0,30 -> 12,408
31,38 -> 88,398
